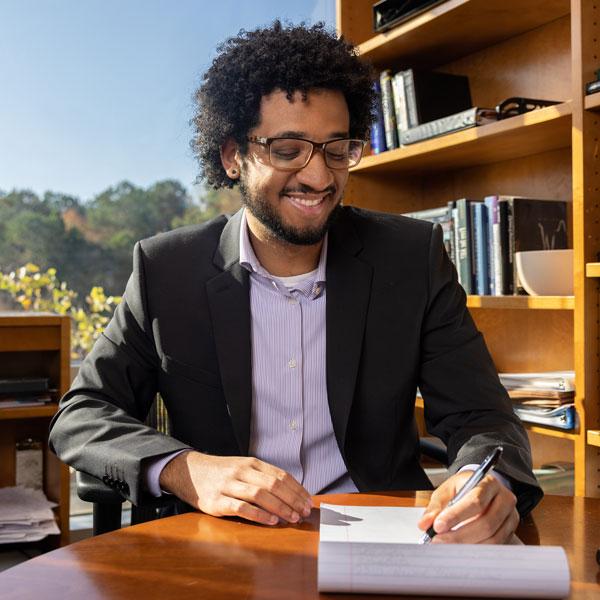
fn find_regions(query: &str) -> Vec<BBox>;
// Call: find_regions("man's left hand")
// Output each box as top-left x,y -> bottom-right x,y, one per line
418,471 -> 519,544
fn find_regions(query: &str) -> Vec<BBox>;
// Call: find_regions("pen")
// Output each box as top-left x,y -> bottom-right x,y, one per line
420,445 -> 503,544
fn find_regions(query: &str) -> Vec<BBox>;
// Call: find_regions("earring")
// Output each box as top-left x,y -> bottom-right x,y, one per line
230,168 -> 238,177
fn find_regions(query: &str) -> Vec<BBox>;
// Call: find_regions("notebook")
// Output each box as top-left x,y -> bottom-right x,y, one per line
318,504 -> 570,598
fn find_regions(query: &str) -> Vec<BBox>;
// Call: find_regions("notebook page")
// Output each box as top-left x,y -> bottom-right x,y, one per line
318,505 -> 570,599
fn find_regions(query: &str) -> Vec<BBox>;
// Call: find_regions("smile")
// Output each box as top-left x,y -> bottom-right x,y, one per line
283,194 -> 329,208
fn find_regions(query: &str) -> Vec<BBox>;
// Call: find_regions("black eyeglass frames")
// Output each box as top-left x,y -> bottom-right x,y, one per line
247,136 -> 366,170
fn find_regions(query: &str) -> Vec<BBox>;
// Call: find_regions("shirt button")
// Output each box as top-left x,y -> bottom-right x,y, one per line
290,420 -> 298,431
288,297 -> 297,304
288,358 -> 297,369
314,286 -> 321,295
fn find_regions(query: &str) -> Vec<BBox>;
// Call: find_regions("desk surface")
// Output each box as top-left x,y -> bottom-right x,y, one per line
2,493 -> 599,599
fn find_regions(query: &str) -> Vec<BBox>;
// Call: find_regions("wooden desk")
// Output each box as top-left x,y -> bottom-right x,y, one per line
2,493 -> 599,599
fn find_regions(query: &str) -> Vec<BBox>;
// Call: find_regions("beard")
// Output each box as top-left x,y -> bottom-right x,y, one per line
238,179 -> 341,246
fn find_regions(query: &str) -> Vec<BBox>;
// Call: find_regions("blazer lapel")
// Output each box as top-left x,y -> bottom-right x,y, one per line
326,212 -> 373,453
206,210 -> 252,455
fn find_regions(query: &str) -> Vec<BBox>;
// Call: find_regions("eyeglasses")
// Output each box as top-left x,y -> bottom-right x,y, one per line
247,136 -> 366,170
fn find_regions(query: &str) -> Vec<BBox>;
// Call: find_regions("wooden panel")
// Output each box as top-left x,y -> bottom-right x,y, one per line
354,103 -> 571,175
587,430 -> 600,447
441,16 -> 571,108
571,0 -> 600,497
0,326 -> 61,351
0,404 -> 58,420
355,0 -> 569,68
470,308 -> 573,372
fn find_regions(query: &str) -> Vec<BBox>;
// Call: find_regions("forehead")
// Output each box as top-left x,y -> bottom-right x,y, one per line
253,88 -> 350,138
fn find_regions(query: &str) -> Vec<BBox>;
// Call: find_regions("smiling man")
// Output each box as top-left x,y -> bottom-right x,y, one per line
49,21 -> 542,543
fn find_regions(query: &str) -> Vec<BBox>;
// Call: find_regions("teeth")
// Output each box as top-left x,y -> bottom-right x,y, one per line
286,195 -> 326,207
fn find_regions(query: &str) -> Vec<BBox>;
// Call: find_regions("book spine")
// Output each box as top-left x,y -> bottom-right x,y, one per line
379,70 -> 399,150
498,199 -> 511,294
456,199 -> 472,294
451,205 -> 460,284
483,196 -> 497,295
392,71 -> 408,140
370,80 -> 387,154
403,69 -> 418,128
447,200 -> 456,267
506,198 -> 515,294
474,203 -> 490,295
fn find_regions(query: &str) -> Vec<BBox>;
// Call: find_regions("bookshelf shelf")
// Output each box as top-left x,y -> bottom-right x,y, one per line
585,262 -> 600,277
584,92 -> 600,112
588,430 -> 600,447
523,424 -> 577,441
351,103 -> 572,175
466,295 -> 574,310
352,0 -> 570,69
0,404 -> 58,421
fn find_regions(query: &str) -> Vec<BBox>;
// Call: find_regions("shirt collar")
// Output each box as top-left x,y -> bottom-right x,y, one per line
239,208 -> 327,289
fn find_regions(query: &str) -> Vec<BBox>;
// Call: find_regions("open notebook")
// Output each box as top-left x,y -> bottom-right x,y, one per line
318,504 -> 570,598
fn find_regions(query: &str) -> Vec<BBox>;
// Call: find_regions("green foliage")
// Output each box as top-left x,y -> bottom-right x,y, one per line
0,264 -> 121,360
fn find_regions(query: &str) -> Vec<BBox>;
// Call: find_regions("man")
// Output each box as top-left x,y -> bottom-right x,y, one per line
49,21 -> 542,543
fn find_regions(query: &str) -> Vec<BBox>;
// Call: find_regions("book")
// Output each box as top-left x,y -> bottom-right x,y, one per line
391,70 -> 409,140
0,394 -> 53,409
455,198 -> 473,294
402,69 -> 472,128
499,197 -> 569,294
400,106 -> 497,145
499,370 -> 575,392
379,70 -> 399,150
370,80 -> 386,154
0,377 -> 49,395
484,195 -> 500,295
318,503 -> 570,598
472,202 -> 490,295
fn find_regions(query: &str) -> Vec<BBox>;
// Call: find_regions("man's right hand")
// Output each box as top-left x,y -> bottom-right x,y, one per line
159,450 -> 312,525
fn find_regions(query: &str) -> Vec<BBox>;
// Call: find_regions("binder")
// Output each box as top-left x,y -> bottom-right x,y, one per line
513,403 -> 576,430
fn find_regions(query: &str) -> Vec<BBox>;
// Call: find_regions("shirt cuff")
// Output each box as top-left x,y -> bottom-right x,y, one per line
459,463 -> 512,492
144,449 -> 190,497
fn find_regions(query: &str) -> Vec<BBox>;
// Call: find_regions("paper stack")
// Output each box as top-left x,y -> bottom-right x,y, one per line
0,486 -> 61,543
499,371 -> 576,430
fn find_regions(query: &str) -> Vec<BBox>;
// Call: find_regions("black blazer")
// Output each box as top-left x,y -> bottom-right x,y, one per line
49,207 -> 542,516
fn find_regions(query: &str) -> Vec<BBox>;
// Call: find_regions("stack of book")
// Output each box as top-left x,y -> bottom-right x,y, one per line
372,68 -> 474,153
403,196 -> 569,295
499,371 -> 576,430
0,377 -> 52,409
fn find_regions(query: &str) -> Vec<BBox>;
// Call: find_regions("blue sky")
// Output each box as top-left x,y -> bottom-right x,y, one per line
0,0 -> 335,201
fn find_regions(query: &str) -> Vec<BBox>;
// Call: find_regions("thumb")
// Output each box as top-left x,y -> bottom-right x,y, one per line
417,475 -> 463,531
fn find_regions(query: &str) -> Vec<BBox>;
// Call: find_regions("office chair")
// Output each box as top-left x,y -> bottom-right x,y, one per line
77,428 -> 448,536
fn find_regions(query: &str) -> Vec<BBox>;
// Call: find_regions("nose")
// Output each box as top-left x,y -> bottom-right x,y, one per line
295,148 -> 335,191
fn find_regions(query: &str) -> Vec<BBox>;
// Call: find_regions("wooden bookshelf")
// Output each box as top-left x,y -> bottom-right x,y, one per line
585,262 -> 600,277
584,92 -> 600,111
0,313 -> 70,548
338,0 -> 600,497
587,430 -> 600,447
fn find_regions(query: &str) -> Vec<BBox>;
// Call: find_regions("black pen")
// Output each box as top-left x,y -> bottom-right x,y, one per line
420,446 -> 503,544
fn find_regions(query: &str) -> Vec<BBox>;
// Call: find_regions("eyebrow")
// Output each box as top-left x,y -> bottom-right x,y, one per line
273,130 -> 350,139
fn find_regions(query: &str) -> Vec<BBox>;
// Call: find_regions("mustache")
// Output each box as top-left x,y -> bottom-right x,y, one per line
280,184 -> 336,196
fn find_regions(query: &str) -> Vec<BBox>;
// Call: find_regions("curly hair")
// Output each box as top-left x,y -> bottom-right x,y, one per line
192,20 -> 376,189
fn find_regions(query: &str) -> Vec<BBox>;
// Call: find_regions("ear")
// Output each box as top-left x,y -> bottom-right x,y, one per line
220,138 -> 241,180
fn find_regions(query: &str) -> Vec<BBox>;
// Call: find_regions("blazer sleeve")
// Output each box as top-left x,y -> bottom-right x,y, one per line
418,224 -> 543,517
48,242 -> 190,505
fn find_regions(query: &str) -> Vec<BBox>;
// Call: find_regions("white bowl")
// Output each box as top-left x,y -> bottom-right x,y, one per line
515,249 -> 573,296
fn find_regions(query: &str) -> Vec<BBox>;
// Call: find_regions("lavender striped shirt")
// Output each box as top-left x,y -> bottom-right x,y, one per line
239,210 -> 357,495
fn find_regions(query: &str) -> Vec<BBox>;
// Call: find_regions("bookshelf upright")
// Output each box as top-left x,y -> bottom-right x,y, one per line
337,0 -> 600,497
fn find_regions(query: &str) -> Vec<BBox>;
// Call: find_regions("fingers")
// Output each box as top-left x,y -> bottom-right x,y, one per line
427,474 -> 519,544
432,474 -> 500,535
